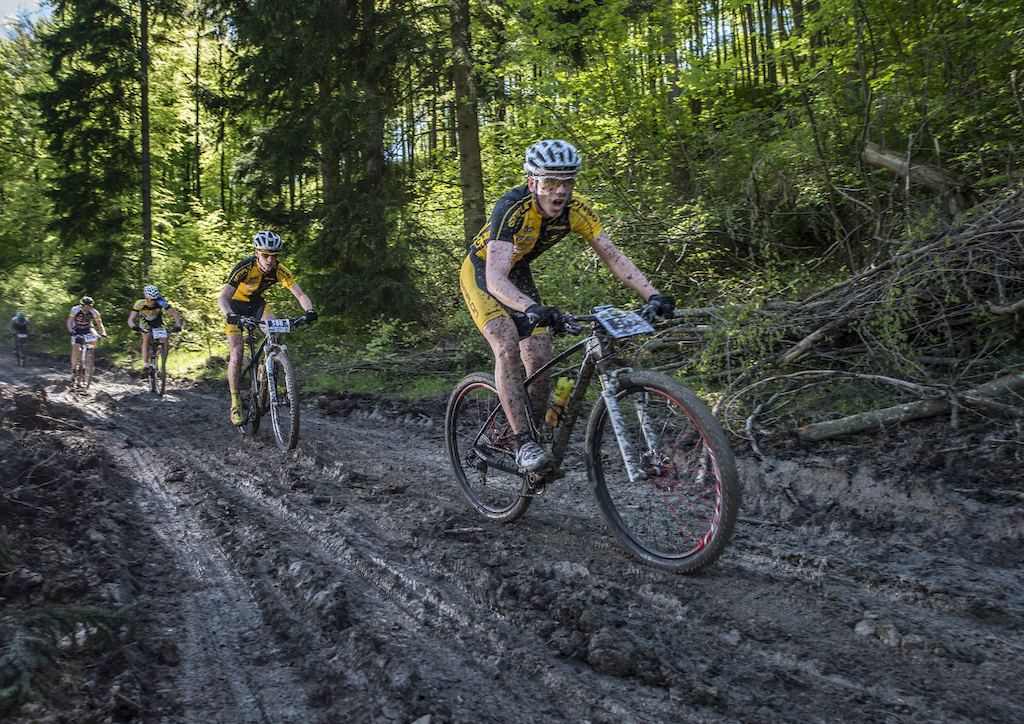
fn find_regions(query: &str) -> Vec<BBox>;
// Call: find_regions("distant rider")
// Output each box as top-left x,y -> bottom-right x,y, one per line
67,296 -> 108,382
128,285 -> 182,371
9,311 -> 35,350
217,231 -> 317,426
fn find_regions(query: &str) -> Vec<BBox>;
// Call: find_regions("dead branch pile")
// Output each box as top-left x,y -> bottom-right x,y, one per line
653,186 -> 1024,445
772,186 -> 1024,379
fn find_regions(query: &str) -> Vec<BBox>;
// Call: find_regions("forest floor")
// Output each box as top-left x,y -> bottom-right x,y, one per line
2,345 -> 1023,724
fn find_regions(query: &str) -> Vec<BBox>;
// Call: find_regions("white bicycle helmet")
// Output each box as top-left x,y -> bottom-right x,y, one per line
143,284 -> 160,299
523,139 -> 582,177
253,230 -> 283,253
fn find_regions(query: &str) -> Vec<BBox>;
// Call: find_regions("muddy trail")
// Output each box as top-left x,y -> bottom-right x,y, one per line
1,346 -> 1023,723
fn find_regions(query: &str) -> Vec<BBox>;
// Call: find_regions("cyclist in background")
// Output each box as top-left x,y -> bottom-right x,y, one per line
217,231 -> 318,426
127,284 -> 182,372
459,139 -> 674,472
67,296 -> 108,383
9,311 -> 35,350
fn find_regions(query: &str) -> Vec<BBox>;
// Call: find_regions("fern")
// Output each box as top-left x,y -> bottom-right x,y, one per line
0,601 -> 145,714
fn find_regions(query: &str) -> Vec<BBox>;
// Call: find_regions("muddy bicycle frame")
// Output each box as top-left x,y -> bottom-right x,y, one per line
447,304 -> 740,573
236,313 -> 308,450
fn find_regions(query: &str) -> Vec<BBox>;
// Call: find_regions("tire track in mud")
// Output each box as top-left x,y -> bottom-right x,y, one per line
121,446 -> 344,723
7,355 -> 1024,723
124,403 -> 714,723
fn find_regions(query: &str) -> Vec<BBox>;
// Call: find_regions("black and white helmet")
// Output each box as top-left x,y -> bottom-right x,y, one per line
143,284 -> 160,299
523,139 -> 582,177
253,230 -> 283,253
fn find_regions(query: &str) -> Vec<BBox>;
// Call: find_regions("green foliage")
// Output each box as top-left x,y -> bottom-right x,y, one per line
0,601 -> 144,713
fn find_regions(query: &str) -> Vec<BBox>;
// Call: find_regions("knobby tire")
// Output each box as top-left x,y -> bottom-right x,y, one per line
16,338 -> 25,367
445,372 -> 533,523
237,360 -> 261,436
268,353 -> 299,451
157,344 -> 168,396
584,370 -> 740,574
83,347 -> 95,390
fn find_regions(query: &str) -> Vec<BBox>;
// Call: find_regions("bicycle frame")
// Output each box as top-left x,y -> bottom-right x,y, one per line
237,314 -> 307,433
492,310 -> 651,490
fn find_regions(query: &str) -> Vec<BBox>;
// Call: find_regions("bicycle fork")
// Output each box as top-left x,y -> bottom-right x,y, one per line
597,368 -> 654,484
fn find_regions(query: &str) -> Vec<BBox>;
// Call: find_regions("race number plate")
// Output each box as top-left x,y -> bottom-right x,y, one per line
17,334 -> 27,338
151,327 -> 168,339
593,307 -> 655,339
265,318 -> 291,333
84,334 -> 99,343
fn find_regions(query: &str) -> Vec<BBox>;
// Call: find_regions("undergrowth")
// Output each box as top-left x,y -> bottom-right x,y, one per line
0,601 -> 145,713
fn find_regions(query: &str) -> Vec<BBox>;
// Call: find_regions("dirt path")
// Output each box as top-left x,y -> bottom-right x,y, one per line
2,348 -> 1023,723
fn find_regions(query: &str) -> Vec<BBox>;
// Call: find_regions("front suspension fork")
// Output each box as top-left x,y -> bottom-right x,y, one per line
597,368 -> 654,483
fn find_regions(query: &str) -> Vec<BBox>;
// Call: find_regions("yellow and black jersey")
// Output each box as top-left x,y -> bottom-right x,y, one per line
466,185 -> 603,270
224,256 -> 297,304
132,298 -> 173,327
68,305 -> 101,330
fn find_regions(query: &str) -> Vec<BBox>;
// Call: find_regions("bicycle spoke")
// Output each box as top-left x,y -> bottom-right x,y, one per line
445,373 -> 532,523
586,371 -> 739,573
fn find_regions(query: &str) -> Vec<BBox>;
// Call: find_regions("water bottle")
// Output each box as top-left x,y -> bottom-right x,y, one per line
545,377 -> 574,427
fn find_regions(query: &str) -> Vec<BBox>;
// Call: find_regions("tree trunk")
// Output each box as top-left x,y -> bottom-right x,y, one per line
139,0 -> 152,271
861,141 -> 979,218
797,372 -> 1024,441
449,0 -> 486,246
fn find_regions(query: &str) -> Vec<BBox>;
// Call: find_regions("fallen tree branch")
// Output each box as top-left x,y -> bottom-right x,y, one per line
796,371 -> 1024,441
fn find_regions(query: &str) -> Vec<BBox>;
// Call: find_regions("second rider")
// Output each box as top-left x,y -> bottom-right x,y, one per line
218,231 -> 318,426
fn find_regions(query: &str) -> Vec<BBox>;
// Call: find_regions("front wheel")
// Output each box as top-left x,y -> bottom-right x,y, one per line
156,344 -> 168,396
237,361 -> 261,436
445,373 -> 533,523
15,339 -> 25,367
585,371 -> 740,574
268,353 -> 299,451
83,347 -> 95,390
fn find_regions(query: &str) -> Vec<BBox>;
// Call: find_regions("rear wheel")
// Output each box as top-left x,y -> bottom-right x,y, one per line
268,353 -> 299,451
585,371 -> 740,574
445,373 -> 533,523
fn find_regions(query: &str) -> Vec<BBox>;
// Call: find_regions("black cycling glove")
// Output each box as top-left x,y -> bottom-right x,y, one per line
646,294 -> 675,319
305,309 -> 319,323
172,325 -> 182,333
225,312 -> 240,326
524,303 -> 562,329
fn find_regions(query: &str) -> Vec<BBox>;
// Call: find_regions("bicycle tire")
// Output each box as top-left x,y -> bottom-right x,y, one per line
16,339 -> 25,367
237,361 -> 261,436
445,372 -> 533,523
147,350 -> 157,394
584,370 -> 740,574
83,347 -> 95,390
268,353 -> 299,451
157,344 -> 168,396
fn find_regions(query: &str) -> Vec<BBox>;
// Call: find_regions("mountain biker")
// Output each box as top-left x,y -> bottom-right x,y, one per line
458,139 -> 674,472
9,311 -> 35,349
217,231 -> 318,426
127,285 -> 182,372
67,296 -> 108,382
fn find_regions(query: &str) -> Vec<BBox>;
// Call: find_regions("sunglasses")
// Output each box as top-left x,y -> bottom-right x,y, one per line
535,176 -> 576,193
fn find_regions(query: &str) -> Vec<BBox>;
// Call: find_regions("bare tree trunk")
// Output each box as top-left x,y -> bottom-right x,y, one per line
449,0 -> 486,245
861,141 -> 979,218
139,0 -> 152,272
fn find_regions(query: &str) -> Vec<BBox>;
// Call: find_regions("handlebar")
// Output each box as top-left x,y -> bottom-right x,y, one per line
556,302 -> 673,336
236,314 -> 312,331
